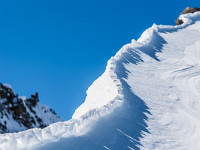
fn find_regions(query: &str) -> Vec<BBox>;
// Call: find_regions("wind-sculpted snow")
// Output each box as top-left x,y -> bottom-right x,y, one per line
1,11 -> 200,150
126,13 -> 200,149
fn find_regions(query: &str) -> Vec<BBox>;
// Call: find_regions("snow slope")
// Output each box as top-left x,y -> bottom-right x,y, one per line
1,11 -> 200,150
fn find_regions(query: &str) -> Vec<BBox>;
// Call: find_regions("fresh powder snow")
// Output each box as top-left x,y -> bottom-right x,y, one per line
1,11 -> 200,150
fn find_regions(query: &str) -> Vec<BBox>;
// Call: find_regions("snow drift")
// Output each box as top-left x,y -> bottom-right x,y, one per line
1,11 -> 200,150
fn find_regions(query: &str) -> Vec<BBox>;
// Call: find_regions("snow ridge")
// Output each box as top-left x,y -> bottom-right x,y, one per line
1,11 -> 200,150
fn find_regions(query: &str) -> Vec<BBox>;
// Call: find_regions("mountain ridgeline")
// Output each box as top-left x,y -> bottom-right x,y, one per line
0,83 -> 63,133
1,7 -> 200,150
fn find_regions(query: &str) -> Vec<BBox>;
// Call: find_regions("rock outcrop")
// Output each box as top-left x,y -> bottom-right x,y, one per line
176,6 -> 200,25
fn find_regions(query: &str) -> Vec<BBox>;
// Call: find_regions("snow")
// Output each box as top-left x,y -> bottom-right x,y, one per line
18,96 -> 27,101
33,103 -> 63,125
3,83 -> 12,89
1,11 -> 200,150
3,83 -> 16,95
72,67 -> 123,119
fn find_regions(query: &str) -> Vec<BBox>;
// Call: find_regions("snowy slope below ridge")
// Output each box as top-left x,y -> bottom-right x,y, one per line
1,11 -> 200,150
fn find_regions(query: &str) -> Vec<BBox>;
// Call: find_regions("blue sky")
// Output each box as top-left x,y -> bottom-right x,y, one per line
0,0 -> 199,120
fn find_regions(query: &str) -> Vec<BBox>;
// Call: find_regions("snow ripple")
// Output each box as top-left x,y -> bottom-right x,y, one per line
125,18 -> 200,149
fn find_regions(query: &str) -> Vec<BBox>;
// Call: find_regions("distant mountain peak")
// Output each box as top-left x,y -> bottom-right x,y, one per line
0,83 -> 63,133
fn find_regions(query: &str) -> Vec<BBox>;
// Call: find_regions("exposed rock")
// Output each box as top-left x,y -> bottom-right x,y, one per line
176,6 -> 200,25
175,19 -> 184,25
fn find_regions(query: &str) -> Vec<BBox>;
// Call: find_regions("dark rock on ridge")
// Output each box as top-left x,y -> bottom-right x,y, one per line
176,6 -> 200,25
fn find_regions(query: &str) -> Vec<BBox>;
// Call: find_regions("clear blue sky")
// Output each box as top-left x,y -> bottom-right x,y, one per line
0,0 -> 199,120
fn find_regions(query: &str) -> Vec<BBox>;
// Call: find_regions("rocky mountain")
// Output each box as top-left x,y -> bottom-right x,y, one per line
0,83 -> 63,133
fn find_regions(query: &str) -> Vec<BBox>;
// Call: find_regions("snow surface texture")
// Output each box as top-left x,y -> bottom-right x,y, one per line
1,12 -> 200,150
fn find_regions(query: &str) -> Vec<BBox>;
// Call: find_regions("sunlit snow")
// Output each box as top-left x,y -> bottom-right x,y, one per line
1,11 -> 200,150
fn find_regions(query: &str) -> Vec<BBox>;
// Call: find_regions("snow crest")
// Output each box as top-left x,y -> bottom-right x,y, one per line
1,11 -> 200,150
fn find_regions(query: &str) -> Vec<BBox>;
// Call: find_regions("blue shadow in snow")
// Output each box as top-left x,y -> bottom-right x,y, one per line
34,28 -> 175,150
